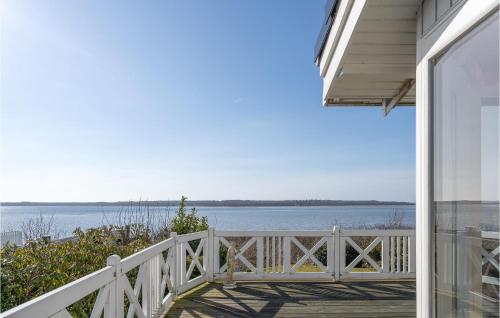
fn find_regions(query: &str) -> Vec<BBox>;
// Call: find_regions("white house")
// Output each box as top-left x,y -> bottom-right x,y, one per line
315,0 -> 499,317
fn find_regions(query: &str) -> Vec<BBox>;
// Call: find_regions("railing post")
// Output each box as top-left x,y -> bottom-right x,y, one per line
333,226 -> 341,281
330,227 -> 336,279
106,254 -> 124,318
207,227 -> 214,282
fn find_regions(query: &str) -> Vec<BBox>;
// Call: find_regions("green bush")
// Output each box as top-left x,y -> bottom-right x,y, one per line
171,196 -> 208,235
0,227 -> 150,314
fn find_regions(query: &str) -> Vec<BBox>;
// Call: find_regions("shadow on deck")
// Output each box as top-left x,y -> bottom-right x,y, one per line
166,281 -> 416,317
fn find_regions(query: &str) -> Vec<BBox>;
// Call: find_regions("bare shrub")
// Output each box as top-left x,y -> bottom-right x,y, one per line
103,200 -> 171,244
21,213 -> 63,241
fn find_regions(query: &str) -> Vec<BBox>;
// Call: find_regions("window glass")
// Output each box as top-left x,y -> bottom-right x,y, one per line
433,12 -> 499,318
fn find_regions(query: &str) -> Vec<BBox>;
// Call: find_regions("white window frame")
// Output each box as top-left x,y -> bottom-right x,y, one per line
415,1 -> 499,317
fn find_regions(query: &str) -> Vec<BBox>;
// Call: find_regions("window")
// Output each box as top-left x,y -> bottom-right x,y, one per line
432,12 -> 499,317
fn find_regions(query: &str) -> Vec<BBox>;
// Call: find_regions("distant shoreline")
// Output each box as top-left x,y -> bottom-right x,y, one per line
1,200 -> 415,207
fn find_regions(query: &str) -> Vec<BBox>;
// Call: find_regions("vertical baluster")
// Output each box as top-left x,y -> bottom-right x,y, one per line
266,237 -> 270,273
257,237 -> 264,274
403,236 -> 407,272
180,242 -> 186,290
142,259 -> 151,317
213,236 -> 220,277
382,236 -> 390,273
409,234 -> 416,273
152,257 -> 156,313
203,237 -> 208,279
278,236 -> 282,273
339,236 -> 346,275
272,236 -> 276,273
171,233 -> 178,296
390,236 -> 395,272
207,228 -> 214,282
283,237 -> 291,273
396,236 -> 401,273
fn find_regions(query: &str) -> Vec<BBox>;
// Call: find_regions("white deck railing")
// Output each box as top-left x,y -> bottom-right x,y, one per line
1,227 -> 416,318
0,231 -> 23,247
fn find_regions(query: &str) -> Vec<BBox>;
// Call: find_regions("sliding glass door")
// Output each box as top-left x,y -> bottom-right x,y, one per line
432,12 -> 499,317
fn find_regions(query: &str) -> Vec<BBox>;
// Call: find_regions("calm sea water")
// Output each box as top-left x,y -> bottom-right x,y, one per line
0,205 -> 415,235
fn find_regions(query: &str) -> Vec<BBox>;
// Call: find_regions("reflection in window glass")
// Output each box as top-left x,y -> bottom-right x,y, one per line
432,12 -> 499,318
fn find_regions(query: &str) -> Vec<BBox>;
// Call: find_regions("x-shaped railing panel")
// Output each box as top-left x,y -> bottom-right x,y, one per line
344,237 -> 382,272
185,239 -> 206,280
290,237 -> 327,272
121,248 -> 175,318
219,237 -> 257,273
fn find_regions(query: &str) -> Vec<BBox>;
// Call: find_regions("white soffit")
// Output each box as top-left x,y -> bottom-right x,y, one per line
318,0 -> 418,110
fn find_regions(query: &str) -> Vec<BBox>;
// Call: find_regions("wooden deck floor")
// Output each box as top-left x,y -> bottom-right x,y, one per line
166,281 -> 416,317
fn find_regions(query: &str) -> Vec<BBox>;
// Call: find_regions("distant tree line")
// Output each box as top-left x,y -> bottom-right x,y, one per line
2,199 -> 415,207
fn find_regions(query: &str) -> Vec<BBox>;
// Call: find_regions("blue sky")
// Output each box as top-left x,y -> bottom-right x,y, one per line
0,0 -> 415,202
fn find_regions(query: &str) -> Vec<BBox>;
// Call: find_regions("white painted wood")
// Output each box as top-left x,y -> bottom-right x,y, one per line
403,236 -> 408,272
323,0 -> 367,101
361,6 -> 417,20
342,229 -> 415,236
390,236 -> 395,272
215,230 -> 332,237
213,236 -> 220,277
382,236 -> 390,273
327,234 -> 334,274
277,236 -> 282,272
344,54 -> 416,64
207,227 -> 214,282
319,0 -> 355,75
396,236 -> 401,272
0,266 -> 115,318
49,310 -> 72,318
339,237 -> 346,279
90,285 -> 109,318
121,238 -> 175,273
176,231 -> 208,243
257,237 -> 264,274
333,226 -> 341,280
357,19 -> 416,33
272,236 -> 276,273
349,44 -> 416,55
383,79 -> 416,116
266,236 -> 270,272
341,63 -> 415,77
283,237 -> 291,273
353,32 -> 417,45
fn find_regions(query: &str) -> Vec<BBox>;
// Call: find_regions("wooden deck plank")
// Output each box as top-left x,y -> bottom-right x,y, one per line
165,281 -> 416,317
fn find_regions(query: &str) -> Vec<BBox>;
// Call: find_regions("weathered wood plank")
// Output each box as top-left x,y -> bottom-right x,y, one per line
165,281 -> 415,317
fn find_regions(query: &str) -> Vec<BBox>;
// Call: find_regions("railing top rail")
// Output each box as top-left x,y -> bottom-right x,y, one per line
121,237 -> 175,273
482,231 -> 500,240
214,230 -> 333,237
176,231 -> 208,243
0,266 -> 114,318
340,229 -> 415,236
